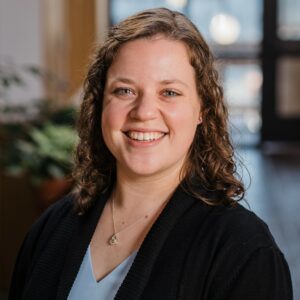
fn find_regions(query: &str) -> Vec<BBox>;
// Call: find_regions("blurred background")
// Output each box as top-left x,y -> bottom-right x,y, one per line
0,0 -> 299,298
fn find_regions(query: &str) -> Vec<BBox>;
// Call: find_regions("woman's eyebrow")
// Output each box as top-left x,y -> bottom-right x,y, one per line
109,77 -> 135,85
159,79 -> 189,87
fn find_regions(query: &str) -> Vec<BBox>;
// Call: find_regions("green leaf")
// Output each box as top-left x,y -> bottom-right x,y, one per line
1,77 -> 10,87
25,66 -> 42,76
5,165 -> 24,176
47,164 -> 66,179
11,75 -> 24,86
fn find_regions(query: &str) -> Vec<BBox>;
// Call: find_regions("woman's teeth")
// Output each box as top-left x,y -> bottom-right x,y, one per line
127,131 -> 165,141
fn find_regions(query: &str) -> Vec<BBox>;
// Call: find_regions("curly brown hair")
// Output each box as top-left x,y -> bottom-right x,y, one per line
73,7 -> 245,214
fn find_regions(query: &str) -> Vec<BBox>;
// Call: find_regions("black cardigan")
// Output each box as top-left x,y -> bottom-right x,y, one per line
9,185 -> 293,299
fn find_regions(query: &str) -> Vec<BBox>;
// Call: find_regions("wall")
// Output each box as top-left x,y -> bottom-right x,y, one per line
0,0 -> 45,106
0,0 -> 44,294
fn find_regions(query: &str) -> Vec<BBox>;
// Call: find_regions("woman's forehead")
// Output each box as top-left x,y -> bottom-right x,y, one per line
106,38 -> 196,85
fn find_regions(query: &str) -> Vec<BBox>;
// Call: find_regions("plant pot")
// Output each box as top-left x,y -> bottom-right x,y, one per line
35,177 -> 74,211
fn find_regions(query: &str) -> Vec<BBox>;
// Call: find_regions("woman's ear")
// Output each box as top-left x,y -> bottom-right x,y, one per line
197,113 -> 202,125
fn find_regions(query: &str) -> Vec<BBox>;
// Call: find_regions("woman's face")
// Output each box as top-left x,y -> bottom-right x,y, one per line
102,36 -> 202,180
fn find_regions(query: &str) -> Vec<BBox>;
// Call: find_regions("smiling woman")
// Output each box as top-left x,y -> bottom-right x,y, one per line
9,7 -> 292,300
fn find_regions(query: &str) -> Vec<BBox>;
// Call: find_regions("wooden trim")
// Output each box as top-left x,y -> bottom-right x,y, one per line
66,0 -> 96,99
42,0 -> 98,105
42,0 -> 68,105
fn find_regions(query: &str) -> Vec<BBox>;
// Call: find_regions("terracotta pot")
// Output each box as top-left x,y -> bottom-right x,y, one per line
35,178 -> 74,211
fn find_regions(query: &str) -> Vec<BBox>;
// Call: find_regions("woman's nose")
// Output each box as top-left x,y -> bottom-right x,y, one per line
129,94 -> 158,121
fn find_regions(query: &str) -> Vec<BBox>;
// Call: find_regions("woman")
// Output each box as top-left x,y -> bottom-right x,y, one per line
9,8 -> 292,300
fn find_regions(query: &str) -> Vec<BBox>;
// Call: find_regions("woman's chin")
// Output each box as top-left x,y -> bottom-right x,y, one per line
126,166 -> 162,178
118,160 -> 166,179
118,159 -> 184,181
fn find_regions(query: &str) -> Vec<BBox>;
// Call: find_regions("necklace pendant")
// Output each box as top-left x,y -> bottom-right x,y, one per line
108,234 -> 118,246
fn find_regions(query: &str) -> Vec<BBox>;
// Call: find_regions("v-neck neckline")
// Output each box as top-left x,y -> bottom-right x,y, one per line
88,245 -> 138,284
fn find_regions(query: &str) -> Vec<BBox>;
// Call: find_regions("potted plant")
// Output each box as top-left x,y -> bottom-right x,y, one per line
0,105 -> 78,210
0,60 -> 78,210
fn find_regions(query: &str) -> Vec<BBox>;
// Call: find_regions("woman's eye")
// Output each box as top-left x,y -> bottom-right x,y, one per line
113,88 -> 134,96
163,90 -> 180,97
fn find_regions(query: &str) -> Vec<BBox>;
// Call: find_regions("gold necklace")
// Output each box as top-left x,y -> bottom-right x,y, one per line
108,195 -> 168,246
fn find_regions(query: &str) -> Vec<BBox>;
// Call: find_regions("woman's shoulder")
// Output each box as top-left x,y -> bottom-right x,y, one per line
191,198 -> 279,251
8,193 -> 77,299
176,185 -> 278,251
21,193 -> 76,257
31,193 -> 75,235
218,202 -> 275,244
188,200 -> 292,299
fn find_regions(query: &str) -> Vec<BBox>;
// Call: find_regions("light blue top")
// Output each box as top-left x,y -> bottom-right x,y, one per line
67,245 -> 138,300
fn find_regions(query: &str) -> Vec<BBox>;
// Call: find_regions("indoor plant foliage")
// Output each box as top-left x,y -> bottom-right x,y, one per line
0,60 -> 78,208
6,121 -> 78,185
1,105 -> 79,209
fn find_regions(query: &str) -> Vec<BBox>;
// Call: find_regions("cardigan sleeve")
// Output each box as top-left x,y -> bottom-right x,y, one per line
9,231 -> 34,300
8,195 -> 73,300
9,210 -> 52,299
216,246 -> 293,300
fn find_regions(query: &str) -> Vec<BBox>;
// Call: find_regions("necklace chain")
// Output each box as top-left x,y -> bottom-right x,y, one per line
108,194 -> 168,246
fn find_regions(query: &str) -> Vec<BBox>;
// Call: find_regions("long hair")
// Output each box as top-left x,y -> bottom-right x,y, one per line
73,7 -> 245,214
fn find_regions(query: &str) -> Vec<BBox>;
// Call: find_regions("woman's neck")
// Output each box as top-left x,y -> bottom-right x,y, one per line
113,168 -> 182,213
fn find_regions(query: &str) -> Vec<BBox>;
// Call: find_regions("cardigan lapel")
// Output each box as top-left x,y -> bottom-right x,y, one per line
56,190 -> 110,299
115,185 -> 197,300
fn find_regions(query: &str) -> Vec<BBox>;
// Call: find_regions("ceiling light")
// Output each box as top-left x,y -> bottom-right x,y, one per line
210,13 -> 241,45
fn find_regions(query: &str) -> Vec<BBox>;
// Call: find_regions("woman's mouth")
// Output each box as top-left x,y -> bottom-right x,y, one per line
124,131 -> 167,142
